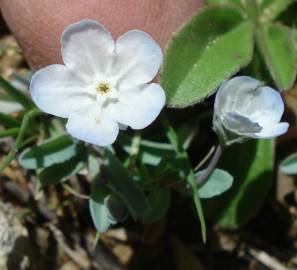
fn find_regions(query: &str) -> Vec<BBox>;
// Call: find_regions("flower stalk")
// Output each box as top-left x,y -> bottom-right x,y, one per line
196,144 -> 224,185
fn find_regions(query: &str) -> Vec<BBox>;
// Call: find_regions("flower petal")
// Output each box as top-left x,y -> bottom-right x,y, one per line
249,122 -> 289,139
114,30 -> 162,89
30,64 -> 94,118
223,112 -> 262,135
61,20 -> 115,82
243,86 -> 285,125
215,76 -> 260,116
66,107 -> 119,146
107,83 -> 165,129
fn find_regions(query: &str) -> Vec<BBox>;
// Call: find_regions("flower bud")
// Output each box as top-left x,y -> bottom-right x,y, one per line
213,76 -> 289,145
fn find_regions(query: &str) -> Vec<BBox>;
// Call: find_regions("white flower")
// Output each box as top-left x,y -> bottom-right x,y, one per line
213,76 -> 288,144
30,20 -> 166,146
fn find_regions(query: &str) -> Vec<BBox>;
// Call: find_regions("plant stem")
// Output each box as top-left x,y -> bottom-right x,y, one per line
0,108 -> 41,173
63,184 -> 90,200
0,127 -> 20,138
260,0 -> 294,24
196,144 -> 224,185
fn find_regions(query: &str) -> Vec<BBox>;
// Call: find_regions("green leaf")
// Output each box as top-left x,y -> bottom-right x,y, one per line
259,0 -> 294,23
198,169 -> 233,199
128,141 -> 174,166
38,157 -> 85,186
89,184 -> 117,233
88,155 -> 100,178
0,75 -> 35,110
161,5 -> 254,107
143,187 -> 171,223
176,118 -> 199,150
19,134 -> 85,169
205,140 -> 274,229
120,134 -> 175,166
0,127 -> 20,139
280,152 -> 297,175
0,108 -> 41,174
103,149 -> 150,219
0,112 -> 20,128
256,24 -> 297,91
165,122 -> 206,242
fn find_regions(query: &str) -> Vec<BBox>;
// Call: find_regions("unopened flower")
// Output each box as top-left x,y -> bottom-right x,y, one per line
213,76 -> 288,145
30,20 -> 165,146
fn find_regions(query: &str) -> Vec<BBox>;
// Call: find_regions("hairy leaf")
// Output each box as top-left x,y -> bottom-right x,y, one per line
161,5 -> 254,107
256,24 -> 297,91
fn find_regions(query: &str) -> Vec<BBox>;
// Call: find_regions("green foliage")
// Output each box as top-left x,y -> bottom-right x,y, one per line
165,122 -> 206,242
162,1 -> 297,108
161,5 -> 254,107
256,24 -> 297,90
143,186 -> 171,223
0,75 -> 35,110
122,137 -> 174,166
2,0 -> 294,241
19,134 -> 85,169
89,182 -> 117,233
0,112 -> 20,128
280,152 -> 297,175
197,169 -> 233,199
205,140 -> 274,229
0,108 -> 42,174
259,0 -> 294,23
38,156 -> 86,186
0,127 -> 20,138
102,149 -> 150,219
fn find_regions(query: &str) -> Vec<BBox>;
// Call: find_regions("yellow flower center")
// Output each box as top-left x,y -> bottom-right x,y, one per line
96,82 -> 111,94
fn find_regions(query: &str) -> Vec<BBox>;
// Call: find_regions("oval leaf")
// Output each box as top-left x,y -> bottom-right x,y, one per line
89,187 -> 116,233
197,169 -> 233,199
161,5 -> 254,107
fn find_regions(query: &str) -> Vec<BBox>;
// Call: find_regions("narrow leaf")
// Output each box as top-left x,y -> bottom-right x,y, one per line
103,149 -> 150,219
0,75 -> 35,110
165,122 -> 206,242
0,127 -> 20,139
39,157 -> 85,186
256,24 -> 297,90
143,187 -> 171,223
260,0 -> 294,23
19,134 -> 85,169
0,112 -> 20,128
